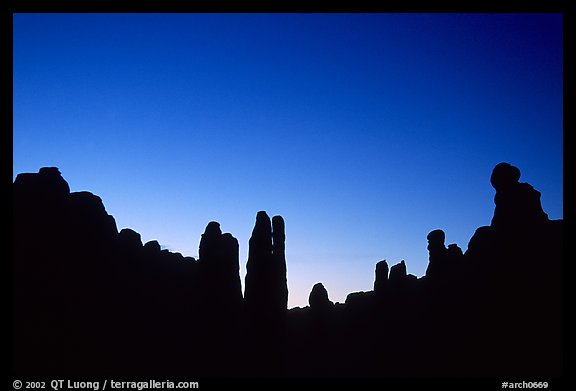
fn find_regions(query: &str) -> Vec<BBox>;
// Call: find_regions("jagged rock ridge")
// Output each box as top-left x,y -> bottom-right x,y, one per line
12,163 -> 562,377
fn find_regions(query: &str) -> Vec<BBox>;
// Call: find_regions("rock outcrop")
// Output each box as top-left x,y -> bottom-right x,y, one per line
308,282 -> 333,311
12,163 -> 562,377
490,162 -> 549,229
244,211 -> 288,318
373,260 -> 389,295
198,221 -> 243,312
425,229 -> 463,285
389,260 -> 407,284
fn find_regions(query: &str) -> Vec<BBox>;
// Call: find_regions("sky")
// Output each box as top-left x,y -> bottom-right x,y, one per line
13,13 -> 563,308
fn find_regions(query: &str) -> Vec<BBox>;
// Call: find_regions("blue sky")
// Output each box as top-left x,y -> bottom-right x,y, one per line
13,13 -> 563,308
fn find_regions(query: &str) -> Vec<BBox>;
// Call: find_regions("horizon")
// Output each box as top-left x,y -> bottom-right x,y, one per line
13,13 -> 563,308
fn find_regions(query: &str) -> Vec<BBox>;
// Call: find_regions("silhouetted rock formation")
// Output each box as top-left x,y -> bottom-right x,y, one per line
389,259 -> 418,291
454,163 -> 562,377
198,221 -> 243,313
447,243 -> 463,258
389,259 -> 406,280
13,168 -> 120,375
118,228 -> 143,251
272,215 -> 289,311
425,229 -> 446,278
244,211 -> 288,318
13,166 -> 70,204
373,259 -> 389,295
308,282 -> 333,311
12,163 -> 562,377
144,239 -> 161,253
12,167 -> 242,376
240,212 -> 289,375
490,162 -> 549,229
425,229 -> 463,286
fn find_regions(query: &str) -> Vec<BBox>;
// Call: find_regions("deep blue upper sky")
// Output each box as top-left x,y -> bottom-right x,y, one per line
13,13 -> 563,308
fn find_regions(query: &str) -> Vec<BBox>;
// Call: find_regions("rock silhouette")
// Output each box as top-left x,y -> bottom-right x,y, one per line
425,229 -> 464,287
244,211 -> 288,319
308,282 -> 333,311
272,215 -> 289,312
389,259 -> 407,281
490,162 -> 549,229
12,164 -> 562,377
373,259 -> 389,295
198,221 -> 243,313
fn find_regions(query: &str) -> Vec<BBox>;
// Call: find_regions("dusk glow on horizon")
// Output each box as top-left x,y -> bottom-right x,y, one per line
13,13 -> 563,308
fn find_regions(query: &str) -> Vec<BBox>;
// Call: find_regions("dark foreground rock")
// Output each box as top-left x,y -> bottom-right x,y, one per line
12,164 -> 562,377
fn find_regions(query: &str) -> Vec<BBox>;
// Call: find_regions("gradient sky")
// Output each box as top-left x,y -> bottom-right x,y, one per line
13,13 -> 563,308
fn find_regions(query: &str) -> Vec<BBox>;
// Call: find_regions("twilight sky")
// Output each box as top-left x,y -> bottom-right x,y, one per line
13,13 -> 563,308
